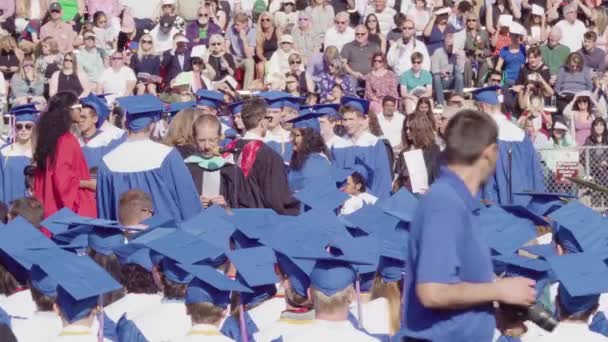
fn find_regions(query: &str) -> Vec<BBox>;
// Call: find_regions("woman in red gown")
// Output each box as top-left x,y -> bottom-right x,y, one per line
33,92 -> 97,218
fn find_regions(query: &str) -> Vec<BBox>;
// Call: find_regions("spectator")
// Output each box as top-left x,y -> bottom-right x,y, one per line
291,11 -> 321,64
541,27 -> 571,82
35,37 -> 63,92
365,14 -> 387,53
386,12 -> 406,44
266,35 -> 298,86
563,91 -> 604,146
78,29 -> 106,92
448,0 -> 473,32
131,33 -> 162,96
463,15 -> 491,87
225,12 -> 256,89
307,45 -> 339,85
495,22 -> 526,113
586,7 -> 608,52
399,52 -> 432,112
431,30 -> 464,106
97,51 -> 137,105
555,4 -> 586,53
192,55 -> 217,91
522,115 -> 551,149
287,52 -> 312,95
117,189 -> 154,228
207,34 -> 236,84
376,95 -> 405,149
10,56 -> 45,105
407,0 -> 431,37
49,51 -> 90,98
518,92 -> 552,136
387,18 -> 430,77
162,33 -> 193,86
490,14 -> 512,57
160,72 -> 196,103
186,5 -> 221,49
583,117 -> 608,206
206,0 -> 227,32
364,52 -> 399,113
341,25 -> 381,84
306,0 -> 334,38
87,0 -> 121,30
151,14 -> 181,54
285,71 -> 301,95
513,46 -> 553,99
578,31 -> 606,72
318,57 -> 355,102
0,36 -> 20,82
40,2 -> 77,54
92,11 -> 117,57
274,0 -> 299,34
56,0 -> 85,25
423,7 -> 450,56
323,12 -> 355,53
554,53 -> 593,111
255,12 -> 281,83
364,0 -> 396,35
526,4 -> 547,45
14,1 -> 48,41
33,92 -> 97,218
486,0 -> 520,36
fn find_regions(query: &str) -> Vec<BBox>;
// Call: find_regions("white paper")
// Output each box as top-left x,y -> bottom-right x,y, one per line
202,170 -> 221,198
403,149 -> 429,194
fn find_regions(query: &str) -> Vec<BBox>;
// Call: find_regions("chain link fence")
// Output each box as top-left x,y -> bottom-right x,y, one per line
537,146 -> 608,213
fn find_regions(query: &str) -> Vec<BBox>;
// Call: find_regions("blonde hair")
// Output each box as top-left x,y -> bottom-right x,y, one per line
594,8 -> 608,36
256,11 -> 277,43
164,108 -> 203,147
311,285 -> 353,315
18,56 -> 38,82
137,34 -> 156,61
0,36 -> 17,53
370,274 -> 402,334
38,37 -> 60,56
185,302 -> 225,325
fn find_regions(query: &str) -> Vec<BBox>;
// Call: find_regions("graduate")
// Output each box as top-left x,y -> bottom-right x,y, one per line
79,94 -> 127,171
223,97 -> 299,215
338,168 -> 378,216
474,86 -> 546,206
259,91 -> 296,164
0,104 -> 37,204
96,94 -> 202,222
336,96 -> 393,200
185,114 -> 259,209
174,264 -> 251,341
286,109 -> 333,192
316,103 -> 354,170
196,89 -> 232,134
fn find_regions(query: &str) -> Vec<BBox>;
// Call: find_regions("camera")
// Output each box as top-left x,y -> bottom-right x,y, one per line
501,303 -> 558,332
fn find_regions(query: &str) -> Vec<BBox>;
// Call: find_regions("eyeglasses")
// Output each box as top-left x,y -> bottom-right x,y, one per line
84,36 -> 95,41
141,39 -> 153,44
210,42 -> 222,46
299,17 -> 309,21
355,32 -> 367,36
15,123 -> 33,131
284,2 -> 294,5
335,20 -> 347,25
264,115 -> 274,121
261,18 -> 271,22
111,56 -> 123,61
373,59 -> 384,63
401,26 -> 414,30
199,13 -> 209,17
64,58 -> 73,63
192,60 -> 203,65
289,60 -> 302,65
412,60 -> 422,64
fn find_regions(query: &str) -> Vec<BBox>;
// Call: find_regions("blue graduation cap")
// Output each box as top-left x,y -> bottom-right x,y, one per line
226,208 -> 278,249
167,100 -> 196,117
549,253 -> 608,316
114,244 -> 154,271
294,180 -> 350,211
9,103 -> 39,122
378,229 -> 409,283
143,230 -> 224,266
116,95 -> 164,132
36,253 -> 122,323
379,188 -> 418,223
257,91 -> 290,109
228,100 -> 246,116
493,254 -> 550,293
287,107 -> 324,133
179,211 -> 235,252
549,201 -> 608,253
340,96 -> 370,115
519,244 -> 558,260
17,248 -> 74,298
501,204 -> 551,227
314,103 -> 340,120
196,90 -> 225,109
333,234 -> 380,290
140,213 -> 177,230
226,246 -> 278,306
282,96 -> 304,110
340,204 -> 400,235
81,93 -> 111,128
87,223 -> 128,256
471,86 -> 500,105
179,263 -> 252,308
479,205 -> 537,255
40,207 -> 80,235
514,191 -> 574,216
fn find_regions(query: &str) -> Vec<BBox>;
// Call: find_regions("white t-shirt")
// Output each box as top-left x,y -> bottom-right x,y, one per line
98,66 -> 137,104
323,26 -> 355,53
377,112 -> 406,148
150,25 -> 181,54
555,19 -> 587,53
364,7 -> 396,35
120,0 -> 162,19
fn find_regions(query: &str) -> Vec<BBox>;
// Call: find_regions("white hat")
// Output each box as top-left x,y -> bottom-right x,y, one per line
510,22 -> 526,36
162,0 -> 176,5
497,14 -> 513,27
531,4 -> 545,16
191,45 -> 209,59
554,121 -> 569,131
435,7 -> 451,15
279,35 -> 294,44
174,35 -> 189,43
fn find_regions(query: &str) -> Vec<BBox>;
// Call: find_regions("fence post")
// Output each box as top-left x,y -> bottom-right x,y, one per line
584,147 -> 590,179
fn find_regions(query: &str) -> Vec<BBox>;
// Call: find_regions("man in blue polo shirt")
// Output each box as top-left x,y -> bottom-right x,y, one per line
401,109 -> 537,342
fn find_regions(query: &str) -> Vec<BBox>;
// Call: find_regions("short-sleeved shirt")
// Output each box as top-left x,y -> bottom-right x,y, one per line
340,41 -> 381,75
403,166 -> 495,341
515,63 -> 551,86
540,43 -> 570,75
225,25 -> 257,59
499,45 -> 526,82
40,21 -> 77,54
399,69 -> 432,92
97,66 -> 137,105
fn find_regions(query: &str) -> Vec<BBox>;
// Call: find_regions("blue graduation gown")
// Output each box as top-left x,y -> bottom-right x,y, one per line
265,129 -> 293,164
220,311 -> 259,342
482,115 -> 545,206
288,153 -> 332,192
0,145 -> 31,204
96,139 -> 202,222
327,135 -> 356,170
81,130 -> 127,170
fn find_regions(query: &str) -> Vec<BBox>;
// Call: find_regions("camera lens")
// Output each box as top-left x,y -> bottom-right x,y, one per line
526,304 -> 558,332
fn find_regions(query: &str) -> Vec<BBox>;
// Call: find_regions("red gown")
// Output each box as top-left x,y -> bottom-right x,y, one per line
34,133 -> 97,218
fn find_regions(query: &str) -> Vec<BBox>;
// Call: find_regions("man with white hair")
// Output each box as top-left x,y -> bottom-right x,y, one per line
554,4 -> 586,52
323,12 -> 355,52
540,26 -> 570,83
387,18 -> 431,76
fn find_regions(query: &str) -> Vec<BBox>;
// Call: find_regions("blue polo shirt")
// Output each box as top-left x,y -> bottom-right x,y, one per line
402,166 -> 495,341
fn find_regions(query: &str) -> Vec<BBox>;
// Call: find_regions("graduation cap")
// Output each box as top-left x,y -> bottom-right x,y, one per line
378,229 -> 409,283
334,235 -> 380,291
549,253 -> 608,316
228,100 -> 246,116
87,223 -> 129,256
479,206 -> 537,255
81,93 -> 111,128
196,90 -> 225,109
114,244 -> 154,271
226,246 -> 278,306
340,204 -> 400,235
37,253 -> 122,323
294,180 -> 350,211
116,95 -> 164,132
40,207 -> 80,236
179,211 -> 235,252
501,204 -> 551,227
9,103 -> 39,122
379,188 -> 418,223
514,191 -> 574,216
548,201 -> 608,253
226,208 -> 278,248
287,107 -> 324,133
179,263 -> 252,308
493,254 -> 550,294
167,100 -> 196,117
282,95 -> 304,110
471,86 -> 500,105
519,244 -> 558,260
257,91 -> 291,109
340,96 -> 370,115
16,248 -> 74,298
140,213 -> 177,230
143,230 -> 225,267
314,103 -> 341,120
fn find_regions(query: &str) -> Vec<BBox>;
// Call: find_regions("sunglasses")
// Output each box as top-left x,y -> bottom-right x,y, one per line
335,20 -> 347,24
289,60 -> 302,65
84,36 -> 95,40
50,9 -> 61,13
64,58 -> 73,62
355,32 -> 367,36
467,19 -> 477,22
373,59 -> 384,63
412,60 -> 422,64
16,123 -> 33,131
261,18 -> 271,22
192,60 -> 203,65
210,42 -> 222,46
299,17 -> 309,21
401,26 -> 414,30
199,13 -> 209,17
490,78 -> 501,82
142,40 -> 153,44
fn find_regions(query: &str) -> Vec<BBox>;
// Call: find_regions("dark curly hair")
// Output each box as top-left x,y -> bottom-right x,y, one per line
289,127 -> 331,170
33,92 -> 78,170
121,263 -> 159,294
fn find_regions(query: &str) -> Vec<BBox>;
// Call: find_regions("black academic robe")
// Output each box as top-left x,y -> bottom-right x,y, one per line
234,139 -> 300,216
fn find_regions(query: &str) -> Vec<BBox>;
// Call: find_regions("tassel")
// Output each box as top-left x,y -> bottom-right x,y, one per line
238,303 -> 249,342
355,274 -> 363,329
97,297 -> 104,342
